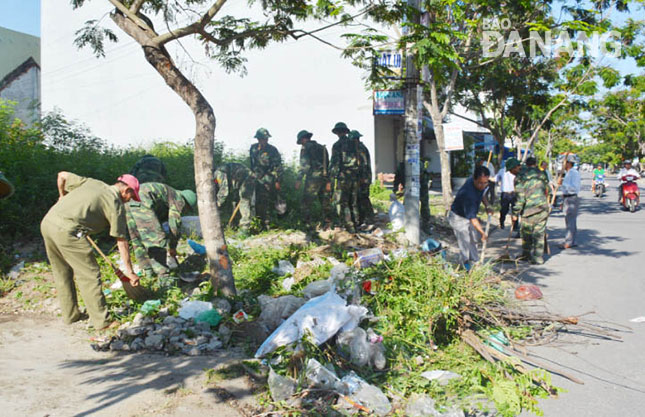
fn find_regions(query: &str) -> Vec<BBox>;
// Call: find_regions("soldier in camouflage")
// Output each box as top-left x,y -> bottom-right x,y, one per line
130,154 -> 167,184
249,128 -> 283,227
295,130 -> 332,228
348,130 -> 374,225
214,162 -> 256,232
126,183 -> 197,278
328,122 -> 361,232
512,157 -> 550,265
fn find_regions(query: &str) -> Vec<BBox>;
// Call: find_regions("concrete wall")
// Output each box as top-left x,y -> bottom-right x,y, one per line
0,66 -> 40,124
374,115 -> 399,175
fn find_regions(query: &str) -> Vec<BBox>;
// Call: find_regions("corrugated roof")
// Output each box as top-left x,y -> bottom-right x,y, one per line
0,26 -> 40,81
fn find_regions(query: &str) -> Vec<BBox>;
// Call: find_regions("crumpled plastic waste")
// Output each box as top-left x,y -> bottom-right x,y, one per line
281,276 -> 295,291
420,370 -> 462,386
178,300 -> 213,320
389,194 -> 405,231
405,393 -> 439,417
255,290 -> 368,358
337,371 -> 392,416
421,238 -> 442,253
484,331 -> 509,353
353,248 -> 385,269
514,284 -> 543,300
257,294 -> 306,332
194,309 -> 222,327
305,358 -> 341,390
8,261 -> 24,279
272,260 -> 295,276
187,239 -> 206,255
302,279 -> 332,299
268,367 -> 296,402
337,327 -> 386,370
140,299 -> 161,316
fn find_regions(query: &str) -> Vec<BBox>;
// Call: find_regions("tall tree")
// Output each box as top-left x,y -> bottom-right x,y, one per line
71,0 -> 366,296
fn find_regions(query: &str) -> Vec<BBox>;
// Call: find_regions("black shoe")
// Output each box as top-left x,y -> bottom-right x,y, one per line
500,224 -> 505,230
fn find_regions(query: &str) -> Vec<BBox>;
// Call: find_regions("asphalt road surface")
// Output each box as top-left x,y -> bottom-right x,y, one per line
517,172 -> 645,416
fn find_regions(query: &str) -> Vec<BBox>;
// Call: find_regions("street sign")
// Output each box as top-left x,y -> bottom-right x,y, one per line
374,90 -> 405,115
444,125 -> 464,151
375,51 -> 403,77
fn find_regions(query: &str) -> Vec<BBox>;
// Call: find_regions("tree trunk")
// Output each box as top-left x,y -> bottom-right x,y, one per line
424,102 -> 453,211
112,12 -> 236,296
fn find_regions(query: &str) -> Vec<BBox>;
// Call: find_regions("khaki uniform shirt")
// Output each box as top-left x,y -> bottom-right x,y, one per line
44,173 -> 127,238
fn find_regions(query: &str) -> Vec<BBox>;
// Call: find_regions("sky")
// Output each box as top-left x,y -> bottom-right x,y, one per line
0,0 -> 40,36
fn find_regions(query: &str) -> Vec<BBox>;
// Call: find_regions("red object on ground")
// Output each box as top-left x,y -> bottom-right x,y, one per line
515,284 -> 543,300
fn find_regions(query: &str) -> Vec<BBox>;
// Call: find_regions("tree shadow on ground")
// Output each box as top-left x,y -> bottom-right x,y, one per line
58,350 -> 250,417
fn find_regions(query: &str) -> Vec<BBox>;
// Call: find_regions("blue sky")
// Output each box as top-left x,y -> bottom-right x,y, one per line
0,0 -> 40,37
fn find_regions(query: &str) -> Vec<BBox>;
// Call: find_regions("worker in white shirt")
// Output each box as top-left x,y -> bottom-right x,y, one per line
478,158 -> 497,204
558,159 -> 581,249
495,158 -> 521,234
616,160 -> 640,203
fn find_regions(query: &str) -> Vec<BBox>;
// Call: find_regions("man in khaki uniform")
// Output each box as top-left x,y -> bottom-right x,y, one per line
41,172 -> 141,330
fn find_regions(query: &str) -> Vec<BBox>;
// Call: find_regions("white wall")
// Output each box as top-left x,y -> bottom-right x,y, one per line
41,1 -> 374,163
0,65 -> 40,124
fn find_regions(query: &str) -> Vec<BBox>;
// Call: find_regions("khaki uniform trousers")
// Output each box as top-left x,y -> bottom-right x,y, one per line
40,218 -> 110,329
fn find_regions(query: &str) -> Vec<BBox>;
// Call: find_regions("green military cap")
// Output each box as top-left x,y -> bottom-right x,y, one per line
331,122 -> 349,134
0,171 -> 14,199
296,130 -> 313,144
180,189 -> 197,209
254,128 -> 272,140
505,158 -> 520,170
348,130 -> 363,140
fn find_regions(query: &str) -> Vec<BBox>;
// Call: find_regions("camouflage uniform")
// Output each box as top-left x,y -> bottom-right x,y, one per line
126,183 -> 191,277
130,155 -> 167,184
329,133 -> 361,230
249,142 -> 283,225
513,166 -> 550,264
297,138 -> 331,226
356,139 -> 374,224
214,162 -> 256,231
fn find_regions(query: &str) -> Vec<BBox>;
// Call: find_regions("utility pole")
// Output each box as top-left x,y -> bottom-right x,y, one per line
403,0 -> 421,244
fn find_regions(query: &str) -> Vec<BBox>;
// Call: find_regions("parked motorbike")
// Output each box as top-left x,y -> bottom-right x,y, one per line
620,175 -> 640,212
594,175 -> 606,197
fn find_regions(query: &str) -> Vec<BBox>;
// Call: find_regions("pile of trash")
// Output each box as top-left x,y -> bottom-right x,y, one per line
92,299 -> 232,356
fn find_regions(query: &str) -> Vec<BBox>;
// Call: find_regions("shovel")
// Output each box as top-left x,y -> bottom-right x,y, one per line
87,236 -> 151,302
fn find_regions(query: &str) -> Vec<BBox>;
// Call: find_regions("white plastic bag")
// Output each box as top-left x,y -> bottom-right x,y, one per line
255,290 -> 367,357
388,194 -> 405,231
178,300 -> 213,320
272,260 -> 295,276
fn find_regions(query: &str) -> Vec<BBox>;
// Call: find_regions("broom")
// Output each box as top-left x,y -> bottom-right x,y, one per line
87,236 -> 151,302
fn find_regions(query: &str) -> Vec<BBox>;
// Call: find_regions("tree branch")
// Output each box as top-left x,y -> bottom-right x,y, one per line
152,0 -> 227,46
107,0 -> 154,33
129,0 -> 146,14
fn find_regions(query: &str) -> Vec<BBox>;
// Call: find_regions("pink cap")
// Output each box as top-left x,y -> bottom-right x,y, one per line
117,174 -> 141,202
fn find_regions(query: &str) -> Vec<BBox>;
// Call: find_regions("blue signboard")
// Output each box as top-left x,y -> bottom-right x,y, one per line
374,90 -> 405,115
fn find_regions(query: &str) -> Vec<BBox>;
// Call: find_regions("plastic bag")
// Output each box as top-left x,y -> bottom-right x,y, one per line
405,394 -> 439,417
420,370 -> 462,386
178,300 -> 213,320
140,299 -> 161,316
302,279 -> 332,299
188,239 -> 206,255
514,284 -> 543,300
255,290 -> 367,358
353,248 -> 384,269
257,295 -> 306,332
337,327 -> 386,370
268,368 -> 296,402
329,263 -> 350,282
337,371 -> 392,416
389,194 -> 405,231
421,238 -> 442,253
272,260 -> 295,276
195,309 -> 222,327
305,358 -> 340,390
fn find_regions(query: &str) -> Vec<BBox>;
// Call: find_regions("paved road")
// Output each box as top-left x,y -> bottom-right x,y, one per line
513,173 -> 645,416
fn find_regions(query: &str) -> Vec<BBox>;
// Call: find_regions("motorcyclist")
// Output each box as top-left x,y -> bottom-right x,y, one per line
617,160 -> 640,203
591,164 -> 605,192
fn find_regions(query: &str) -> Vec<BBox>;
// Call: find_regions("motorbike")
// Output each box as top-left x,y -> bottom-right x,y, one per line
620,175 -> 640,212
594,174 -> 606,197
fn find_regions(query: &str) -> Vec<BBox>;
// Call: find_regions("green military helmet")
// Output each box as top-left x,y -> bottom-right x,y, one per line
180,189 -> 198,210
254,127 -> 272,140
332,122 -> 349,135
296,130 -> 313,144
348,130 -> 363,140
505,157 -> 520,170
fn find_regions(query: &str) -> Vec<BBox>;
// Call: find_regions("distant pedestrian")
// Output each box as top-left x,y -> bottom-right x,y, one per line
41,172 -> 140,330
349,129 -> 375,226
448,166 -> 493,270
559,159 -> 581,249
249,128 -> 283,228
495,158 -> 521,234
513,157 -> 550,264
295,130 -> 332,228
126,183 -> 197,279
130,154 -> 167,184
214,162 -> 256,234
328,122 -> 361,232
